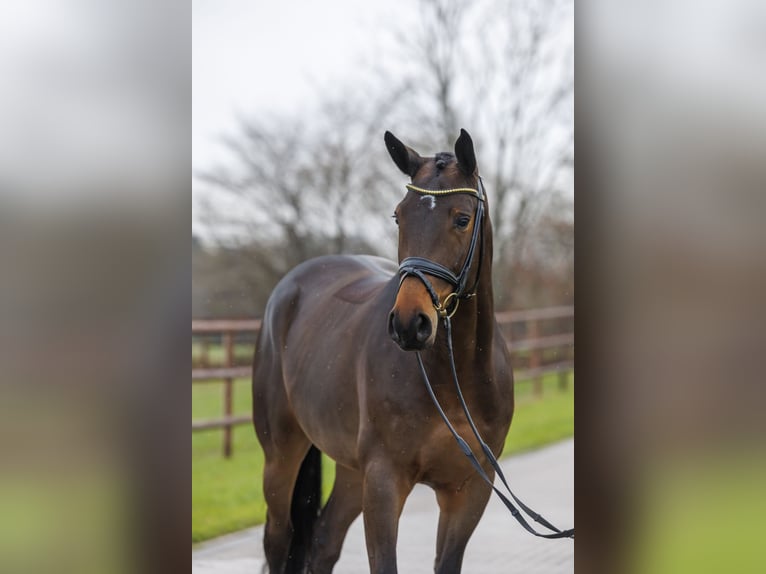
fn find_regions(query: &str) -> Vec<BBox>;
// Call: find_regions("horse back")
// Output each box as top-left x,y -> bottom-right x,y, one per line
261,254 -> 397,334
253,255 -> 398,466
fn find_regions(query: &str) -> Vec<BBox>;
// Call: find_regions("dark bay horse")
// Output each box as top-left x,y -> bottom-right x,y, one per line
252,129 -> 514,573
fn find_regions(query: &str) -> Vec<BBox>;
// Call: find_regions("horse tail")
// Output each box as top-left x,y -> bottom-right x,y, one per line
285,444 -> 322,573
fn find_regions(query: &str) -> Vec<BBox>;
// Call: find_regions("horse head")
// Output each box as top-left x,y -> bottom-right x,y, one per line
384,129 -> 485,351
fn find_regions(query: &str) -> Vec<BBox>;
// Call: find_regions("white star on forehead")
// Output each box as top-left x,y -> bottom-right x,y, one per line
420,195 -> 436,210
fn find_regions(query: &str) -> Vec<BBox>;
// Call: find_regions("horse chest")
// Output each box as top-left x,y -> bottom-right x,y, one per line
414,416 -> 496,487
389,393 -> 501,478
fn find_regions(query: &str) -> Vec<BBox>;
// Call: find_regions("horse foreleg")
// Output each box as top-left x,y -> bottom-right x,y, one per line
433,476 -> 492,574
307,464 -> 363,573
361,460 -> 413,574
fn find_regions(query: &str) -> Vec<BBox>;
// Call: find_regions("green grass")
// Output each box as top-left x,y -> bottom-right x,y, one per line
192,379 -> 262,544
192,342 -> 254,365
503,374 -> 574,456
629,456 -> 766,574
192,373 -> 573,544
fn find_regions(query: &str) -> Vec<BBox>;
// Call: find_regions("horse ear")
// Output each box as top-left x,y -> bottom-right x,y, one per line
384,131 -> 423,178
454,128 -> 477,177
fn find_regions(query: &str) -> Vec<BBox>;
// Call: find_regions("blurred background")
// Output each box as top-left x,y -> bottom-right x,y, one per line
192,0 -> 574,318
0,2 -> 187,573
580,1 -> 766,573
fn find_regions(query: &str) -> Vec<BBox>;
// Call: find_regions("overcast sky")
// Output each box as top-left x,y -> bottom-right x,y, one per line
192,0 -> 576,247
193,0 -> 411,172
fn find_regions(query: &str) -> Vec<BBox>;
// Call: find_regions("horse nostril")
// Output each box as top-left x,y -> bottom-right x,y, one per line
388,311 -> 400,342
414,313 -> 432,343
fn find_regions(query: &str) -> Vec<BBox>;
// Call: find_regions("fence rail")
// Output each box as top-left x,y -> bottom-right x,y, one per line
192,305 -> 573,456
511,333 -> 574,351
192,366 -> 252,381
191,319 -> 262,333
494,305 -> 573,323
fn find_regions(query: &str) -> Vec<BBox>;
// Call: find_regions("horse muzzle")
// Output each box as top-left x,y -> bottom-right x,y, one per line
388,277 -> 441,350
388,308 -> 434,350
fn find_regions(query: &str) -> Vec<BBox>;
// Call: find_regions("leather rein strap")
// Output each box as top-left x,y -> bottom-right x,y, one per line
415,318 -> 574,540
396,177 -> 574,540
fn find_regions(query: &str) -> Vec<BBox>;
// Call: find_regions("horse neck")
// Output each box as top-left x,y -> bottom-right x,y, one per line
433,213 -> 495,370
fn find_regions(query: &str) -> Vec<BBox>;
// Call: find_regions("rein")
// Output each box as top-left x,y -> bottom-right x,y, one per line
396,178 -> 574,540
415,318 -> 574,540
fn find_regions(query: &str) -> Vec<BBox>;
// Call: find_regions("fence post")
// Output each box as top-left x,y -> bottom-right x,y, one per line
558,369 -> 569,392
199,338 -> 209,367
223,331 -> 234,458
530,318 -> 543,397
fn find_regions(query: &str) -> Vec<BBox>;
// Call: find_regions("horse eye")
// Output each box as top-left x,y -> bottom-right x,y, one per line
455,215 -> 470,229
392,214 -> 399,225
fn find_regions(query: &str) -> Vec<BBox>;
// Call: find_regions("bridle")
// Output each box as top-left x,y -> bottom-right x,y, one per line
397,177 -> 486,319
394,176 -> 575,541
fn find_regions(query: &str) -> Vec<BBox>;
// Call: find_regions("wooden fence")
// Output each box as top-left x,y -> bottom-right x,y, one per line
192,305 -> 573,457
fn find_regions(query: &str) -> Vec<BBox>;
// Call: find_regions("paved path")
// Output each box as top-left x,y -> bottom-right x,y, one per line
193,438 -> 573,573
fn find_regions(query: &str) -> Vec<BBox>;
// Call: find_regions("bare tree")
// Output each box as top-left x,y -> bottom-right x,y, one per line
193,92 -> 406,315
193,0 -> 573,315
392,0 -> 574,307
391,0 -> 471,148
483,0 -> 573,273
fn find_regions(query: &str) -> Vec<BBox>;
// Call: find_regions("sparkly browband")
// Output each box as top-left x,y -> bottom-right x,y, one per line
405,184 -> 484,200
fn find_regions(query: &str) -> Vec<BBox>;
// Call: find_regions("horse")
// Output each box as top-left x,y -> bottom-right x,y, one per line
252,129 -> 514,573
